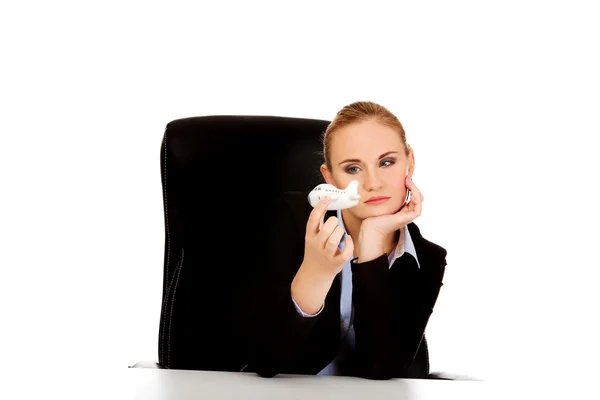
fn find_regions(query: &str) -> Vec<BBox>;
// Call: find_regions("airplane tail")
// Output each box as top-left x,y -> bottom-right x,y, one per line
345,180 -> 360,199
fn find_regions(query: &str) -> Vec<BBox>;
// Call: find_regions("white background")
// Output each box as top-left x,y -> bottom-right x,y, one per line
1,0 -> 599,398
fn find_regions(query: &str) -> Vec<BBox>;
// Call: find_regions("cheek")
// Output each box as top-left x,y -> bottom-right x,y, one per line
332,176 -> 352,190
386,173 -> 408,207
384,169 -> 406,190
390,195 -> 404,211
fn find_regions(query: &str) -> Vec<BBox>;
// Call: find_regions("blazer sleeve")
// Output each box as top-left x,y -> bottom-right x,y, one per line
350,250 -> 446,380
251,194 -> 324,377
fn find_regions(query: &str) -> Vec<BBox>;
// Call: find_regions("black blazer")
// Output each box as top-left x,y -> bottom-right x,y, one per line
251,191 -> 447,380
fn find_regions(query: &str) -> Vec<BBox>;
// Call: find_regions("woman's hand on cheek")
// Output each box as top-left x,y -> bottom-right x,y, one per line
357,177 -> 423,261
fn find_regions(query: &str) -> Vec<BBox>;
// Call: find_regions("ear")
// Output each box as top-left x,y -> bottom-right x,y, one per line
320,164 -> 335,185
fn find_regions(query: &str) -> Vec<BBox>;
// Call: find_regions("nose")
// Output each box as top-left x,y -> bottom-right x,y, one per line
362,168 -> 383,191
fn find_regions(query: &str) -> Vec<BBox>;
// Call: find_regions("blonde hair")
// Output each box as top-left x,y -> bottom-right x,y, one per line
321,101 -> 410,170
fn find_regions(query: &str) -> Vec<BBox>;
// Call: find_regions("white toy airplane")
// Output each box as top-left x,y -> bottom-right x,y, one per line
307,180 -> 361,210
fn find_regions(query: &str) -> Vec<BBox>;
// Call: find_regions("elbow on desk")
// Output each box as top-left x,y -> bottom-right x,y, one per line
255,369 -> 278,378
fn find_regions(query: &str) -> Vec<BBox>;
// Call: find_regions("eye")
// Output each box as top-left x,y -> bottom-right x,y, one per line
380,158 -> 396,167
345,165 -> 361,174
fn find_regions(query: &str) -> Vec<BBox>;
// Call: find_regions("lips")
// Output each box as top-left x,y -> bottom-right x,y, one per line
365,196 -> 390,204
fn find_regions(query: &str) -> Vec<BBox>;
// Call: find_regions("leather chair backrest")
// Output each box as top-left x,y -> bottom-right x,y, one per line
158,115 -> 330,371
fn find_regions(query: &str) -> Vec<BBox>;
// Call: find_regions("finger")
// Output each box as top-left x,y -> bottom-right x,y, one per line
324,226 -> 345,254
395,199 -> 422,225
410,199 -> 422,218
394,210 -> 420,228
405,178 -> 424,204
337,234 -> 354,262
306,196 -> 331,236
317,216 -> 339,247
410,196 -> 423,216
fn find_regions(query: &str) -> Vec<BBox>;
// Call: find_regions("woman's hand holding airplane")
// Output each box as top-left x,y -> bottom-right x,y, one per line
358,177 -> 423,262
291,196 -> 354,315
303,196 -> 354,276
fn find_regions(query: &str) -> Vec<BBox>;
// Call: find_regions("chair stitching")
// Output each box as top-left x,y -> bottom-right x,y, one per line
160,132 -> 171,364
160,250 -> 182,367
167,248 -> 184,367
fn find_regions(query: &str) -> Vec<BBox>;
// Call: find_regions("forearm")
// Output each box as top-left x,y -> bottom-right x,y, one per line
254,281 -> 321,376
351,254 -> 443,379
290,263 -> 336,315
351,254 -> 396,379
255,262 -> 338,375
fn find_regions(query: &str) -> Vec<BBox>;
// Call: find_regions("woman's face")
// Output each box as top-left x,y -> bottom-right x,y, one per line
321,119 -> 414,220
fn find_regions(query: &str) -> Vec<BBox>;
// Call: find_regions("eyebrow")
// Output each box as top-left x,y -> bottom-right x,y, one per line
338,151 -> 398,166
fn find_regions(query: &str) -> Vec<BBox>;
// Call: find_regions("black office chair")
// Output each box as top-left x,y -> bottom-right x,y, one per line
130,115 -> 479,381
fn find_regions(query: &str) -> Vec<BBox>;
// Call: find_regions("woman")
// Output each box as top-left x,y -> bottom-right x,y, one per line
253,101 -> 447,380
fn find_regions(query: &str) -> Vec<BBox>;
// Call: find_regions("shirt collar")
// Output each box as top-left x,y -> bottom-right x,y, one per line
393,224 -> 421,268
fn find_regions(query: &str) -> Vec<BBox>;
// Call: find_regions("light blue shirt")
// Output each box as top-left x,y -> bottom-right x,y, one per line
291,210 -> 420,375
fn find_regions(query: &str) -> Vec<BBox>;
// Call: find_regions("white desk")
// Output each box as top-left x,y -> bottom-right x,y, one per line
131,368 -> 486,400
